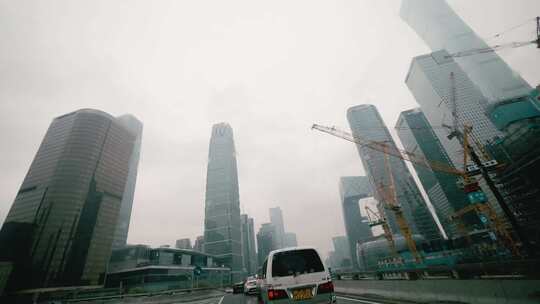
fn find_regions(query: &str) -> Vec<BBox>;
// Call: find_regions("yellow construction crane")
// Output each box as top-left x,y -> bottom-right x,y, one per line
364,205 -> 398,258
311,124 -> 521,257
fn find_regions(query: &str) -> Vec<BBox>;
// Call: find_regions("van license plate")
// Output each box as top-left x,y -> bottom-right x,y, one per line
292,288 -> 312,300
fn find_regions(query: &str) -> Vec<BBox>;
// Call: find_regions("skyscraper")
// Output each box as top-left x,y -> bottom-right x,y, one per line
112,115 -> 143,250
339,176 -> 373,269
405,51 -> 506,220
332,236 -> 352,269
257,223 -> 276,265
269,207 -> 285,249
347,105 -> 442,242
396,109 -> 473,238
241,214 -> 258,275
400,0 -> 531,103
0,109 -> 138,290
193,235 -> 204,252
284,232 -> 298,247
203,123 -> 242,281
175,238 -> 192,250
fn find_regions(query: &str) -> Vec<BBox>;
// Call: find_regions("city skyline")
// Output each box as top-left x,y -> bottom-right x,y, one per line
1,0 -> 538,260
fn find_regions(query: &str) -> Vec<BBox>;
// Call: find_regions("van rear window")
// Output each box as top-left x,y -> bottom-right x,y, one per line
271,249 -> 324,277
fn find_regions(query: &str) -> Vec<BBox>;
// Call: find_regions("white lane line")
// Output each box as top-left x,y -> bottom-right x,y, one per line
336,296 -> 384,304
217,295 -> 225,304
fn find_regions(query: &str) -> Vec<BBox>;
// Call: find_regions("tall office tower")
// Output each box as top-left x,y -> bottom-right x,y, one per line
240,214 -> 258,275
338,176 -> 373,269
396,109 -> 474,238
332,236 -> 352,269
400,0 -> 531,103
284,232 -> 298,247
203,123 -> 242,280
406,51 -> 506,219
347,105 -> 442,243
269,207 -> 285,249
256,223 -> 276,265
111,115 -> 143,250
193,235 -> 204,252
175,238 -> 192,250
0,109 -> 138,291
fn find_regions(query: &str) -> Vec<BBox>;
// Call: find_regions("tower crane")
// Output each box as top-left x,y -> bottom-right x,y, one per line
311,124 -> 521,257
364,205 -> 397,258
446,16 -> 539,58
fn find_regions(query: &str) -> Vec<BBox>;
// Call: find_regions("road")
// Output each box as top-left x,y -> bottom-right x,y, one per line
77,291 -> 399,304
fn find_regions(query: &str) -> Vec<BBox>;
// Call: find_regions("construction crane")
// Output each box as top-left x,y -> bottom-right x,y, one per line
364,205 -> 398,258
446,16 -> 539,58
311,124 -> 521,257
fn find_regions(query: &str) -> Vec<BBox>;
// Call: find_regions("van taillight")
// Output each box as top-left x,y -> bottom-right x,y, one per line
317,281 -> 334,294
268,289 -> 288,300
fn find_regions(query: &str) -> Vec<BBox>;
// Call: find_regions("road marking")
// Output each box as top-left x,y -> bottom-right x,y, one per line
336,296 -> 384,304
217,295 -> 225,304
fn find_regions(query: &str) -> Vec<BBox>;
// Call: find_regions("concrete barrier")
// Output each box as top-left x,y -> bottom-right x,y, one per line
335,279 -> 540,304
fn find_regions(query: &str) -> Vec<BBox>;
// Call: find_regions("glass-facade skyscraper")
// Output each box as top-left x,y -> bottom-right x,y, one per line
400,0 -> 531,103
0,109 -> 139,290
112,115 -> 143,250
396,109 -> 473,238
240,214 -> 257,276
347,105 -> 442,242
269,207 -> 285,249
339,176 -> 373,269
203,123 -> 242,281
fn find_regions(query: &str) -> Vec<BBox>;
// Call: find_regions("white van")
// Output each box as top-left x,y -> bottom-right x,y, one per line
259,247 -> 336,303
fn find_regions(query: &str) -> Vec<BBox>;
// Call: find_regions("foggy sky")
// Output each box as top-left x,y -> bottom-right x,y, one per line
1,0 -> 539,259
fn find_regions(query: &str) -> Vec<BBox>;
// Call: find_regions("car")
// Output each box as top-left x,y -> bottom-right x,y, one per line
233,281 -> 245,294
259,247 -> 336,303
244,277 -> 259,295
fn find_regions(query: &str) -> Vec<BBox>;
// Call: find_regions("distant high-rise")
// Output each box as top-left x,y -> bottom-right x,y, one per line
339,176 -> 373,269
193,235 -> 204,252
175,238 -> 192,250
0,109 -> 138,290
284,232 -> 298,247
347,105 -> 441,242
241,214 -> 258,275
396,109 -> 473,238
203,123 -> 242,280
269,207 -> 285,249
112,115 -> 143,250
332,236 -> 352,269
400,0 -> 531,103
256,223 -> 276,265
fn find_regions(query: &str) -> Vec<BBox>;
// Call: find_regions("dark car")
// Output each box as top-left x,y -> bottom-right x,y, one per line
233,281 -> 245,294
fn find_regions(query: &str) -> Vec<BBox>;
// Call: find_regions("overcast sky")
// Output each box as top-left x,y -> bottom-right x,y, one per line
1,0 -> 539,258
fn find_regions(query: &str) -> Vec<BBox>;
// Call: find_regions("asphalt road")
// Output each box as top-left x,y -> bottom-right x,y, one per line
219,293 -> 393,304
76,291 -> 395,304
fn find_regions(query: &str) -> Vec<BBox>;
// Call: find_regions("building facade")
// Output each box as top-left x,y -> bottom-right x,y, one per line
203,123 -> 242,281
332,236 -> 352,269
175,238 -> 192,250
400,0 -> 531,103
0,109 -> 139,291
339,176 -> 373,269
256,223 -> 276,265
106,245 -> 230,292
112,115 -> 143,250
193,236 -> 204,253
396,109 -> 473,238
240,214 -> 258,275
405,51 -> 507,220
347,105 -> 441,243
284,232 -> 298,247
269,207 -> 285,249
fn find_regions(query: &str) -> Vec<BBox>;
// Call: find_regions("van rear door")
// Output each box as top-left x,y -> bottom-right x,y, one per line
270,249 -> 327,297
